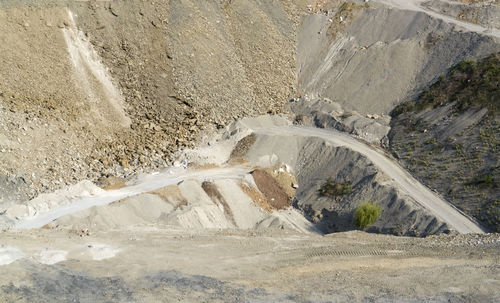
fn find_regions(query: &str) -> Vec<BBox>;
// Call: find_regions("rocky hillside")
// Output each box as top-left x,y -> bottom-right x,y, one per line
389,53 -> 500,232
0,0 -> 304,205
423,0 -> 500,29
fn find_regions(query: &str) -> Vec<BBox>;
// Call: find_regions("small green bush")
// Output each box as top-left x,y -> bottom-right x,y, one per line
354,202 -> 382,229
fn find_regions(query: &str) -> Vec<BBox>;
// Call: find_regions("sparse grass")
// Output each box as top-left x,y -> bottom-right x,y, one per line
467,174 -> 494,187
389,54 -> 500,232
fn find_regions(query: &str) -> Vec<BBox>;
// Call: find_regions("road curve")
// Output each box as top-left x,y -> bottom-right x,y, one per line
255,125 -> 485,234
11,125 -> 485,233
374,0 -> 500,39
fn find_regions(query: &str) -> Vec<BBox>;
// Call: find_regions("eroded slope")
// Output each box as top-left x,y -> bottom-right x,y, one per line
298,2 -> 499,115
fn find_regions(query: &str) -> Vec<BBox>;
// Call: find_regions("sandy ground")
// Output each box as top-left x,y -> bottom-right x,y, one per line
0,228 -> 498,302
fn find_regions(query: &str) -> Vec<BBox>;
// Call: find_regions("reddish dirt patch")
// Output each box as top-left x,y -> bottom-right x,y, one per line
251,169 -> 291,210
262,166 -> 297,198
239,182 -> 273,213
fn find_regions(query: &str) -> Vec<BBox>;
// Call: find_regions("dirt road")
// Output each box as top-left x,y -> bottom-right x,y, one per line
13,166 -> 252,230
0,228 -> 498,302
12,123 -> 485,234
374,0 -> 500,38
255,126 -> 485,234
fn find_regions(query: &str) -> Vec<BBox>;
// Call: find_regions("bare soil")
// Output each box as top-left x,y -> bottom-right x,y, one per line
202,181 -> 237,226
0,228 -> 498,302
239,181 -> 273,213
251,169 -> 292,210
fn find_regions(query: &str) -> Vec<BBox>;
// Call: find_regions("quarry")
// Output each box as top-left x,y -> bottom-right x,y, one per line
0,0 -> 499,302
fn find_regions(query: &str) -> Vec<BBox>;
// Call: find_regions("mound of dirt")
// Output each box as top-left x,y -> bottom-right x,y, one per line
251,169 -> 293,210
229,134 -> 257,159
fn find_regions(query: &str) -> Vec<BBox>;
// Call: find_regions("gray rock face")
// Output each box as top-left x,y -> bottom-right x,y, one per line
297,5 -> 500,114
294,140 -> 450,236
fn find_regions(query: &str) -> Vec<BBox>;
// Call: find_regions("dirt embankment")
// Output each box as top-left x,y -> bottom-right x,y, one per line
240,128 -> 452,236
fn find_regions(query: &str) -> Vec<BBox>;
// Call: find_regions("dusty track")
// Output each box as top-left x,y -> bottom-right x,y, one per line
374,0 -> 500,38
13,166 -> 252,230
11,124 -> 485,234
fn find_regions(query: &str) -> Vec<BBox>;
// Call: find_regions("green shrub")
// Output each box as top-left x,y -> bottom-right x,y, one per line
354,202 -> 382,229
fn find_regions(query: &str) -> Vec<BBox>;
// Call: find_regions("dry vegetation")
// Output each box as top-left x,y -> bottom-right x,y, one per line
392,53 -> 499,117
390,54 -> 500,232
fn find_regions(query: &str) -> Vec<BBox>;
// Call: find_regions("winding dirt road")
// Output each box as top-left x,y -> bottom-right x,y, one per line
11,124 -> 485,234
255,125 -> 485,234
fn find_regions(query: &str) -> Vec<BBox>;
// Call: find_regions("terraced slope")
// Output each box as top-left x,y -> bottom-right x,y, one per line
1,0 -> 499,209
